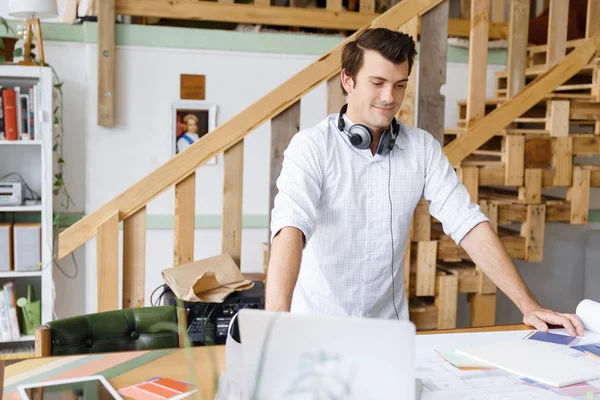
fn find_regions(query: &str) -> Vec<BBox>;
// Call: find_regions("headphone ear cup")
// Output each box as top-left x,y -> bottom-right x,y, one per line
348,124 -> 372,150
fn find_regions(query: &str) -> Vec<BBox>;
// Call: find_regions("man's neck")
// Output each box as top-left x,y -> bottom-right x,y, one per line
344,108 -> 383,156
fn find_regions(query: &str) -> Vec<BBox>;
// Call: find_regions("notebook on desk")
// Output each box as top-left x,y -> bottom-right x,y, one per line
236,309 -> 422,400
456,299 -> 600,388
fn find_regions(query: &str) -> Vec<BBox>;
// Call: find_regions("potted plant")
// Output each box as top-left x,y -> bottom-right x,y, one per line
0,17 -> 18,63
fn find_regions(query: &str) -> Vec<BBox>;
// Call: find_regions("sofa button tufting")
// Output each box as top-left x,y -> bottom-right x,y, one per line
130,331 -> 139,340
85,338 -> 93,348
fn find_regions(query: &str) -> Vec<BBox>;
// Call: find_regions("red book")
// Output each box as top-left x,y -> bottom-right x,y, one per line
2,89 -> 17,140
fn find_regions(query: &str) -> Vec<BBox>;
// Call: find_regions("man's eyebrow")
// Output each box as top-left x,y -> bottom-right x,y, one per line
368,76 -> 409,83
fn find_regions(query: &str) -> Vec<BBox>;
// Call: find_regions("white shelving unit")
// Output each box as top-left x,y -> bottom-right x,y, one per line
0,65 -> 54,355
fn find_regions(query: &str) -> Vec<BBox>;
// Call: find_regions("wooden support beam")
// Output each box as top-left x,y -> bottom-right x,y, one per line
553,136 -> 572,186
586,0 -> 600,38
459,166 -> 478,202
97,211 -> 119,312
546,99 -> 570,137
465,0 -> 489,128
520,204 -> 545,262
326,0 -> 342,11
123,207 -> 146,308
444,34 -> 600,167
568,166 -> 591,224
98,0 -> 115,126
60,0 -> 443,260
503,135 -> 524,186
460,0 -> 470,18
436,274 -> 458,329
479,200 -> 498,232
418,0 -> 449,144
477,269 -> 497,295
490,0 -> 505,22
360,0 -> 375,13
268,101 -> 301,254
413,198 -> 431,241
174,173 -> 195,266
416,241 -> 437,296
397,16 -> 419,126
518,168 -> 542,204
506,0 -> 530,98
546,0 -> 569,68
222,140 -> 244,267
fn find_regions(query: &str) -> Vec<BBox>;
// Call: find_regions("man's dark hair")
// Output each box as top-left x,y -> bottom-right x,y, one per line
340,28 -> 417,95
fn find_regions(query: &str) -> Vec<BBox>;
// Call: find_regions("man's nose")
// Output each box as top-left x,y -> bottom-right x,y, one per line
380,86 -> 394,103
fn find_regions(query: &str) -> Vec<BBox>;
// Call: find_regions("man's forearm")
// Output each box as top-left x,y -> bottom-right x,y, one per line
459,221 -> 540,315
265,227 -> 304,312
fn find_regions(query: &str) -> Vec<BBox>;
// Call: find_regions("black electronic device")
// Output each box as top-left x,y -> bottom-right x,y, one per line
161,280 -> 265,346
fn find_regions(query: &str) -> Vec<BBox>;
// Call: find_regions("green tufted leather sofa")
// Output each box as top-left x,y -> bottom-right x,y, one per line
34,306 -> 188,357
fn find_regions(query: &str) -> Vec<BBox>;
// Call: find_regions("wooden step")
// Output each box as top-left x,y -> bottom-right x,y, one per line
495,60 -> 599,101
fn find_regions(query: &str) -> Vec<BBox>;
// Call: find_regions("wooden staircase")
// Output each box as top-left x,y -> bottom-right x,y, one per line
56,0 -> 600,333
408,0 -> 600,331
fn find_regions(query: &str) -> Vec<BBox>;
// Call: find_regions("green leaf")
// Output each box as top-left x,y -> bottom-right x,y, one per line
53,106 -> 59,114
58,157 -> 64,165
0,39 -> 4,50
53,189 -> 59,196
53,143 -> 58,151
54,82 -> 63,89
0,55 -> 5,64
13,47 -> 22,57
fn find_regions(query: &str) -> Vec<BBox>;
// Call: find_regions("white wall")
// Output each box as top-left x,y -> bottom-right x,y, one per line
42,37 -> 508,318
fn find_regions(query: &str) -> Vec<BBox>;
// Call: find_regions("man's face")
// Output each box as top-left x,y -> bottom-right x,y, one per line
342,50 -> 409,133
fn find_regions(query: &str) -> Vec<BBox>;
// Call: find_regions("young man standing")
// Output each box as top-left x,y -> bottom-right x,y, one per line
266,28 -> 583,336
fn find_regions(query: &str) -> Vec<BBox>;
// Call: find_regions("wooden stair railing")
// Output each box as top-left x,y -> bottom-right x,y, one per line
58,0 -> 445,312
61,0 -> 600,317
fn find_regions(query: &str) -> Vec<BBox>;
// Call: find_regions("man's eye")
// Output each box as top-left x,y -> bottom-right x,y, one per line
372,82 -> 383,86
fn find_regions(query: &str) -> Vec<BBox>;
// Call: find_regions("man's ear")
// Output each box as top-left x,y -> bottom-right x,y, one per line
341,69 -> 354,94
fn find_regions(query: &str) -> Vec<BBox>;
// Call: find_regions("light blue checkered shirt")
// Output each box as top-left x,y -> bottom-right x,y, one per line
270,113 -> 489,320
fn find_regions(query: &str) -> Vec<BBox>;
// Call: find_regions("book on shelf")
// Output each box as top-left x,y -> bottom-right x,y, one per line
0,84 -> 40,141
0,281 -> 22,341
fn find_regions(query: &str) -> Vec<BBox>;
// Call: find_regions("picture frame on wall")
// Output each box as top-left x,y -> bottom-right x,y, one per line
171,101 -> 218,164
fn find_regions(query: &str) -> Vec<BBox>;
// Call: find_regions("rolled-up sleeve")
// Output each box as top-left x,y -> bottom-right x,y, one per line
270,131 -> 323,246
422,132 -> 489,245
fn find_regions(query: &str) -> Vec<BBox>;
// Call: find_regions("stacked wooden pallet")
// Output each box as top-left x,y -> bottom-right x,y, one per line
407,48 -> 600,331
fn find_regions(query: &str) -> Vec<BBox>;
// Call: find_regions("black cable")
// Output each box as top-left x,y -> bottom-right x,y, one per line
388,153 -> 399,320
149,285 -> 163,306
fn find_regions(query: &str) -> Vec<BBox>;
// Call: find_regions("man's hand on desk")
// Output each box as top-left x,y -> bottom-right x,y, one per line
522,304 -> 584,337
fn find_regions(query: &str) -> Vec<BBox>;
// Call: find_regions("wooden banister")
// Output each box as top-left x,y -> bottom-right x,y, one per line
97,212 -> 119,311
222,140 -> 245,267
444,34 -> 600,167
58,0 -> 444,260
174,174 -> 196,266
123,207 -> 146,308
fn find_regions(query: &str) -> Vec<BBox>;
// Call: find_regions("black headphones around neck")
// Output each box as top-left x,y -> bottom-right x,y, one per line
337,104 -> 400,156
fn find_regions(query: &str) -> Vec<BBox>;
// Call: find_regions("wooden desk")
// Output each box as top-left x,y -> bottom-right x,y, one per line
4,324 -> 532,400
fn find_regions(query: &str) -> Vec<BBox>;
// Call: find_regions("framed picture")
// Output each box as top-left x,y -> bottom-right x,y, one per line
172,101 -> 218,164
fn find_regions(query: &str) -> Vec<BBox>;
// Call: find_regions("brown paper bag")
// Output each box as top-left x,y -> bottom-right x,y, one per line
161,253 -> 254,303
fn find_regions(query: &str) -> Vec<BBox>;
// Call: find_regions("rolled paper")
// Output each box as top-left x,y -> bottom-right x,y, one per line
576,299 -> 600,334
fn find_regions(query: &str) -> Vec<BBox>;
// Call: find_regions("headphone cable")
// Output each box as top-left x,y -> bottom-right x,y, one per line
388,153 -> 400,320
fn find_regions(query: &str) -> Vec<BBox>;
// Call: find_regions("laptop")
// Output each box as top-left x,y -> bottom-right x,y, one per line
236,309 -> 422,400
